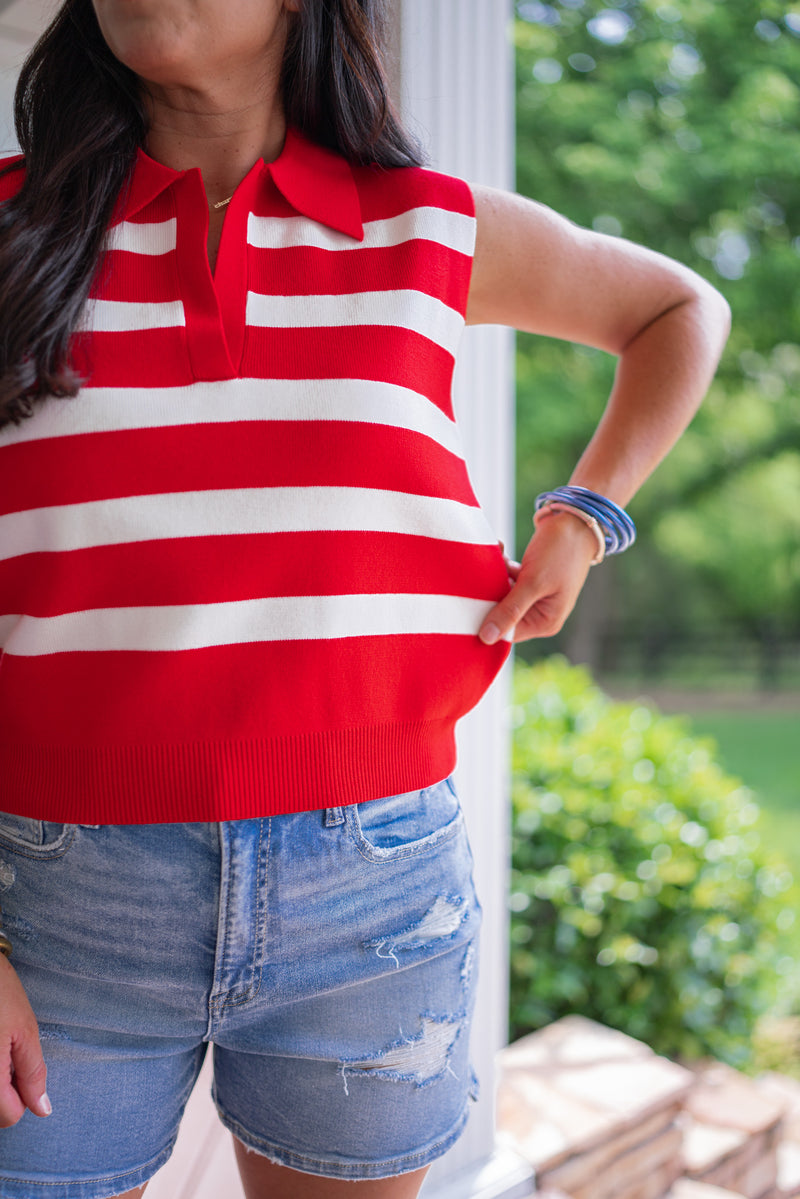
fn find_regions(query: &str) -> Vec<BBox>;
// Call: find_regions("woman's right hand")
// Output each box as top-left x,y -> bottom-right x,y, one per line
0,954 -> 51,1127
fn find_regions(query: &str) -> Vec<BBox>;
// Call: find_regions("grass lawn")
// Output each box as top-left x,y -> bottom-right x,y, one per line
686,711 -> 799,813
685,709 -> 800,958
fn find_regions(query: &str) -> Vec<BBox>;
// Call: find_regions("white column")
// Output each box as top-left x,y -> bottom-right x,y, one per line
394,4 -> 533,1196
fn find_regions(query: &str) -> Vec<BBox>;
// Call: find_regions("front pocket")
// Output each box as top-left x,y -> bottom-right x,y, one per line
0,813 -> 76,859
344,777 -> 463,863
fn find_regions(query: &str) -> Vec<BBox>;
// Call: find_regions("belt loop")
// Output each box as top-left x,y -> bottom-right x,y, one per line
324,806 -> 345,827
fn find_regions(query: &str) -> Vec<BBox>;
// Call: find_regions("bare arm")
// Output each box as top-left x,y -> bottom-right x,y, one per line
467,185 -> 731,645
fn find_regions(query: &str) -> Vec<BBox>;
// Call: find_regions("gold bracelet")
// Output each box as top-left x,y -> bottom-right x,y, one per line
533,501 -> 606,565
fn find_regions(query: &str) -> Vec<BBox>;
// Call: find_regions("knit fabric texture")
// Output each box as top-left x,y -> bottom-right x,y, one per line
0,129 -> 511,823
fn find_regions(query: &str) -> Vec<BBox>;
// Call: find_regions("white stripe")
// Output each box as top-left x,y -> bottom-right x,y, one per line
1,594 -> 493,656
0,488 -> 497,563
105,219 -> 177,256
83,299 -> 186,332
248,207 -> 476,256
0,380 -> 463,458
246,290 -> 464,357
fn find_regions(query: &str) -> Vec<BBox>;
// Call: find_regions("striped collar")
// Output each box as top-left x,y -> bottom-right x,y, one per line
120,126 -> 364,241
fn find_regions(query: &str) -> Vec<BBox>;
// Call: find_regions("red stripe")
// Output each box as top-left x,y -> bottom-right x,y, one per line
0,535 -> 508,616
247,244 -> 471,310
248,175 -> 297,220
72,328 -> 198,388
0,156 -> 24,203
0,422 -> 474,516
241,327 -> 455,415
94,250 -> 181,303
92,245 -> 469,309
0,635 -> 508,745
127,191 -> 175,224
72,325 -> 455,401
353,166 -> 475,223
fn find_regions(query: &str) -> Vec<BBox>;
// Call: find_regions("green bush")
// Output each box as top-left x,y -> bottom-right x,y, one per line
510,657 -> 794,1067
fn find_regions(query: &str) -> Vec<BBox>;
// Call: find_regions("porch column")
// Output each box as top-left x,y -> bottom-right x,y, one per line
393,5 -> 533,1196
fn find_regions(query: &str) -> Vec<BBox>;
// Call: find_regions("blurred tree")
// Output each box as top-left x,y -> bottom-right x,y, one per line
514,0 -> 800,681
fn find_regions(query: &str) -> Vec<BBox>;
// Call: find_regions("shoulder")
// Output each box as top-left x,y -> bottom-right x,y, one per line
350,162 -> 475,223
0,155 -> 25,204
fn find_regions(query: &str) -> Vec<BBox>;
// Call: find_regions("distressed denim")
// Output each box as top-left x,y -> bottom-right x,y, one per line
0,779 -> 481,1197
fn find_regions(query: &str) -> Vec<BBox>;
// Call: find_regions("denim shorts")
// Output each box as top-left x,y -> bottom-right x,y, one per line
0,779 -> 481,1198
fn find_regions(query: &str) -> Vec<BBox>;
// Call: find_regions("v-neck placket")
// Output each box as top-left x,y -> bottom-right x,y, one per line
171,160 -> 264,381
117,130 -> 365,386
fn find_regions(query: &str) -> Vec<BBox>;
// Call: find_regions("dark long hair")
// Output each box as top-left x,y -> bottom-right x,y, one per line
0,0 -> 422,427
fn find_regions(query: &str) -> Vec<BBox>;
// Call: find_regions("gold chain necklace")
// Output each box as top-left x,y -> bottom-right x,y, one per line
212,195 -> 233,210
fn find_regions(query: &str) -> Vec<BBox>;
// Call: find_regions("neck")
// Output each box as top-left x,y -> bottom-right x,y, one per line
143,84 -> 287,206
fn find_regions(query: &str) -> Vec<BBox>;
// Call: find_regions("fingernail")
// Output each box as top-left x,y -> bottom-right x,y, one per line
480,622 -> 500,645
37,1093 -> 52,1116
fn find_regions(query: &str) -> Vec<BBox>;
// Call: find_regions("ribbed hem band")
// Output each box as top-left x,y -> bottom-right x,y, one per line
0,720 -> 458,823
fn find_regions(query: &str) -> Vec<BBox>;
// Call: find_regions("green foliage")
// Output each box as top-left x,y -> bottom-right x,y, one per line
509,656 -> 794,1065
514,1 -> 800,665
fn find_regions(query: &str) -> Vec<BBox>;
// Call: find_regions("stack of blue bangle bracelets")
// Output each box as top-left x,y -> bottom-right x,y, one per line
534,485 -> 637,564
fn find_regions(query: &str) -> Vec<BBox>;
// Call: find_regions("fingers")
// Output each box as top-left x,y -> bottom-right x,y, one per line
0,1067 -> 26,1127
479,586 -> 523,646
498,540 -> 521,581
479,577 -> 567,645
483,506 -> 603,645
0,1040 -> 50,1127
14,1037 -> 50,1118
0,958 -> 50,1127
3,1031 -> 50,1126
480,521 -> 595,645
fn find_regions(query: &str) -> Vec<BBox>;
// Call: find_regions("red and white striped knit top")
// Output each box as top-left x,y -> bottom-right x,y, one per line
0,128 -> 510,824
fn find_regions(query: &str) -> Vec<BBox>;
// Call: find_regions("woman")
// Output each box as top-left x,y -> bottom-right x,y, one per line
0,1 -> 729,1197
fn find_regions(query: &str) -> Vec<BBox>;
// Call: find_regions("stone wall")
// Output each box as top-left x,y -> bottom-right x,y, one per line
497,1016 -> 800,1199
